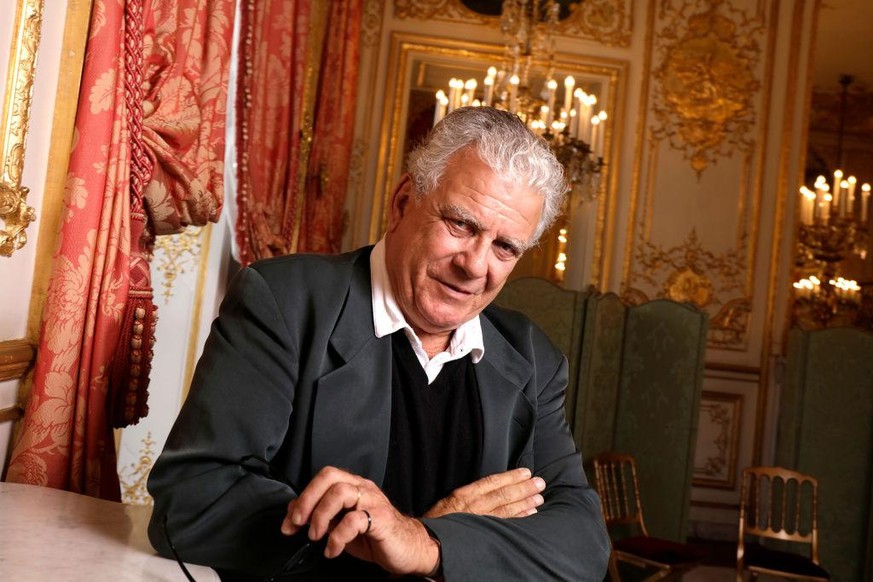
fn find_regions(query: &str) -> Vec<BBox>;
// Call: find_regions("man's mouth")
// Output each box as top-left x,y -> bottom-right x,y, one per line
439,279 -> 477,297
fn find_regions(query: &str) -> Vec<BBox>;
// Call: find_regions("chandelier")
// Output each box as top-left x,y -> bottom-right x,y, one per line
793,75 -> 871,329
433,0 -> 607,282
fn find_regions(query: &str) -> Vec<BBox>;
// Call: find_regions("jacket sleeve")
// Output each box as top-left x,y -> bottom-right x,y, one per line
147,266 -> 308,576
422,323 -> 611,582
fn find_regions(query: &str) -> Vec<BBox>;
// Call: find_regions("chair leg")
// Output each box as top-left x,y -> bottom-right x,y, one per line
642,569 -> 673,581
607,551 -> 621,582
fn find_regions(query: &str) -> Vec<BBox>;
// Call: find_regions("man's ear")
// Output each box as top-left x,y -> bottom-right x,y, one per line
387,174 -> 413,232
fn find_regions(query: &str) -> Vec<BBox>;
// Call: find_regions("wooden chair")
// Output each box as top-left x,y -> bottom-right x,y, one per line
736,466 -> 829,581
593,452 -> 702,581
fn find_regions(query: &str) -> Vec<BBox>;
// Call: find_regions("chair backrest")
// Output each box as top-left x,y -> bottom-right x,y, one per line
738,466 -> 820,563
593,452 -> 649,537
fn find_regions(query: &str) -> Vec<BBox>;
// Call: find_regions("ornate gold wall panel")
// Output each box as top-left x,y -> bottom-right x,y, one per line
362,0 -> 386,49
153,226 -> 205,303
119,432 -> 156,505
693,390 -> 743,489
623,0 -> 775,351
393,0 -> 633,47
0,0 -> 43,257
651,0 -> 762,175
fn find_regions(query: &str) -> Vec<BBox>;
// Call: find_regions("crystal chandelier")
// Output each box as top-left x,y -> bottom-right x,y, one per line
793,75 -> 870,329
433,0 -> 607,282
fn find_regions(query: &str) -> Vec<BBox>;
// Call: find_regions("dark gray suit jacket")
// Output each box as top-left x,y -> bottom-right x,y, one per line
147,247 -> 610,581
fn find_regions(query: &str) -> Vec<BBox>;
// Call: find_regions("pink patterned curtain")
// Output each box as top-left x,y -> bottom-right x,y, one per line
5,0 -> 235,500
235,0 -> 362,265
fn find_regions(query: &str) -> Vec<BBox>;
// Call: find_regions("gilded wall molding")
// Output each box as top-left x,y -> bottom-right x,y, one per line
693,390 -> 742,490
119,431 -> 156,505
626,229 -> 751,348
623,0 -> 774,351
650,0 -> 763,175
362,0 -> 386,48
0,338 -> 35,382
393,0 -> 633,47
0,338 -> 36,423
153,226 -> 205,303
0,0 -> 44,257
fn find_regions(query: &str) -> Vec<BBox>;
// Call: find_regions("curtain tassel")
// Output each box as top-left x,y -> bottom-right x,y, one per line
109,291 -> 156,428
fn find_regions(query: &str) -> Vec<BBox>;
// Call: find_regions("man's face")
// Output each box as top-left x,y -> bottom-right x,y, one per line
384,147 -> 543,342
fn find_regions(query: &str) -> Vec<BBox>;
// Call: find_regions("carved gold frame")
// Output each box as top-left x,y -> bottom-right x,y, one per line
0,0 -> 43,257
692,390 -> 743,490
372,32 -> 626,286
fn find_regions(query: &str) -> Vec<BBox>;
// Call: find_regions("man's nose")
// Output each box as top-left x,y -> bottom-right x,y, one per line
455,239 -> 491,279
454,239 -> 490,278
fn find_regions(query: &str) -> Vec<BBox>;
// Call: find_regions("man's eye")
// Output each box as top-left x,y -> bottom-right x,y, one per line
448,218 -> 470,232
495,241 -> 520,258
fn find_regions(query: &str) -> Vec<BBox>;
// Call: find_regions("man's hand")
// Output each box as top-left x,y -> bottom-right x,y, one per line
280,466 -> 439,576
423,467 -> 545,519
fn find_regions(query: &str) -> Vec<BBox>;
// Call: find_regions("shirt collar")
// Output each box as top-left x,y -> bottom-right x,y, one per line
370,238 -> 484,364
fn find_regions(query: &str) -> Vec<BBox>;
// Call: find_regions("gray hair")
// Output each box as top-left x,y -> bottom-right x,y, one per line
406,106 -> 567,243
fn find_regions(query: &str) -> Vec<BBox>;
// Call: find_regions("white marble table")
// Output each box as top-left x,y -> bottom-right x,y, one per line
0,481 -> 219,581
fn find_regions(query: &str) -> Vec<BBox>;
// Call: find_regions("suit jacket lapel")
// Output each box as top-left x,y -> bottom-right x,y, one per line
476,314 -> 536,476
311,250 -> 393,485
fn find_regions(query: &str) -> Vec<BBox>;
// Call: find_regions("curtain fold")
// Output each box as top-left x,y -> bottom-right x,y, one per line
235,0 -> 362,265
6,0 -> 235,499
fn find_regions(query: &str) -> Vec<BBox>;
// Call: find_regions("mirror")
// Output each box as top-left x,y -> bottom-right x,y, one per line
374,32 -> 626,287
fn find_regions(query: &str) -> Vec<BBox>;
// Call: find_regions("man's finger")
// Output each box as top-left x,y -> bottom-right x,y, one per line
468,467 -> 532,494
324,509 -> 372,559
308,481 -> 361,540
281,466 -> 360,537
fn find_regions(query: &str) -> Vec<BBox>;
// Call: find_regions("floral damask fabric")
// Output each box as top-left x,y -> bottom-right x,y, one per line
142,1 -> 233,233
6,0 -> 235,499
235,0 -> 362,264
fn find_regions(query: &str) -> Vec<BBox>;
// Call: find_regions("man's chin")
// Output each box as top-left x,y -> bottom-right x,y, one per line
416,312 -> 473,336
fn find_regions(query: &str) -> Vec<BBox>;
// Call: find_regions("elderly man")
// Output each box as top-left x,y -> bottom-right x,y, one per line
148,107 -> 610,581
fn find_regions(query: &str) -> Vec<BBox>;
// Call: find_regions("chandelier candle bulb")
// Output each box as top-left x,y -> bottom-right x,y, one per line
483,76 -> 494,107
590,115 -> 601,158
573,88 -> 584,139
563,76 -> 575,116
464,79 -> 478,105
546,79 -> 557,123
434,90 -> 448,125
862,183 -> 871,223
596,111 -> 607,157
454,78 -> 465,110
839,180 -> 850,217
509,74 -> 520,113
799,187 -> 816,225
847,176 -> 857,213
